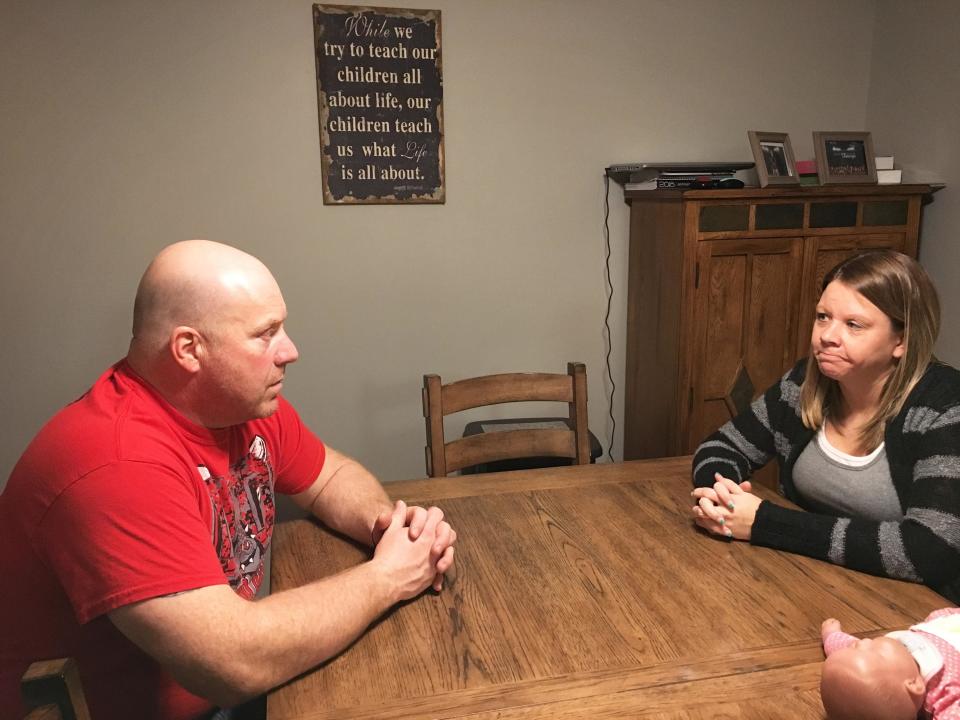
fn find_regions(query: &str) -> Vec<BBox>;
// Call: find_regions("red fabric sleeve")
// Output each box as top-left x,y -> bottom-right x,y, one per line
37,461 -> 228,624
269,397 -> 326,496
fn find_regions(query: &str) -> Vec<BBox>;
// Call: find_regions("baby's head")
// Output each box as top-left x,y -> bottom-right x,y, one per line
821,636 -> 926,720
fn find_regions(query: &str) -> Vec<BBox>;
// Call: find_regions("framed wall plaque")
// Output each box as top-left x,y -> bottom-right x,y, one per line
313,5 -> 445,204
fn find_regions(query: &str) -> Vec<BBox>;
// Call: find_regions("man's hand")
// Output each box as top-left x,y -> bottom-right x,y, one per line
372,502 -> 457,591
293,447 -> 457,591
371,501 -> 455,602
690,472 -> 761,541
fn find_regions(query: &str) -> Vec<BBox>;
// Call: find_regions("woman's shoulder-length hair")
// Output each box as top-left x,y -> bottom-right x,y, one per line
799,250 -> 940,449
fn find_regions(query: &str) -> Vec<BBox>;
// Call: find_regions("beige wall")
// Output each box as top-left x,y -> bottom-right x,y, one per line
0,0 -> 877,485
867,0 -> 960,363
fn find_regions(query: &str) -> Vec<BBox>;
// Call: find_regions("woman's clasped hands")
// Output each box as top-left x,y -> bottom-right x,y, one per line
690,472 -> 762,541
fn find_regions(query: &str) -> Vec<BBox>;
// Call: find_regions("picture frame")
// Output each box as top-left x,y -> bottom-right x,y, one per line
813,131 -> 877,184
748,131 -> 800,187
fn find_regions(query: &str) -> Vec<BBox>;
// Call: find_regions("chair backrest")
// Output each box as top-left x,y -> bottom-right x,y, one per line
21,658 -> 91,720
422,362 -> 589,477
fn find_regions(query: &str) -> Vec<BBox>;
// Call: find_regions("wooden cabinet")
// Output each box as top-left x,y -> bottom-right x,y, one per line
622,185 -> 933,462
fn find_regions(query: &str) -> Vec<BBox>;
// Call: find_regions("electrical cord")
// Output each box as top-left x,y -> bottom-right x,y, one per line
602,174 -> 616,462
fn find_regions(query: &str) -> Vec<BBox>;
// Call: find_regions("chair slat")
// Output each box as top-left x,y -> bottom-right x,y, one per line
444,429 -> 575,474
441,373 -> 572,415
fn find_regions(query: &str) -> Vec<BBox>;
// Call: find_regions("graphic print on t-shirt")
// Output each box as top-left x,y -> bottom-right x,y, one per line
197,435 -> 276,598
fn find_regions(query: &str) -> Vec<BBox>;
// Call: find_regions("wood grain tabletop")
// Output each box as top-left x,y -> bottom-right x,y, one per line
267,457 -> 947,719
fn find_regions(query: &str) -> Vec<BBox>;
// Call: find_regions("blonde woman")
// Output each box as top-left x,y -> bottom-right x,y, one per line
691,251 -> 960,600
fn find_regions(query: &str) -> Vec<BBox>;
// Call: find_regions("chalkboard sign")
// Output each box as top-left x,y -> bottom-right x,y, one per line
313,4 -> 444,204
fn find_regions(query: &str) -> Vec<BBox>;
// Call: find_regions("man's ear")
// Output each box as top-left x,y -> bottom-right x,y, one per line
904,674 -> 926,708
170,326 -> 204,373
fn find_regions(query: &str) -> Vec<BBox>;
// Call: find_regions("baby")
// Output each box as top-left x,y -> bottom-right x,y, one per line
820,609 -> 960,719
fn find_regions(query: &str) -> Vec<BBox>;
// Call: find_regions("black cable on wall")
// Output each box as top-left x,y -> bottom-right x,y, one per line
602,174 -> 616,462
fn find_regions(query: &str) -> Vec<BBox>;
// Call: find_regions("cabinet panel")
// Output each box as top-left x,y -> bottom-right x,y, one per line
623,200 -> 686,460
756,203 -> 803,230
863,201 -> 908,226
702,255 -> 746,396
810,202 -> 857,228
699,205 -> 749,232
748,252 -> 801,391
687,238 -> 803,451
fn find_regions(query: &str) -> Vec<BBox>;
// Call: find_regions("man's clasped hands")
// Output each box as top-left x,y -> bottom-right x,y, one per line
371,500 -> 458,599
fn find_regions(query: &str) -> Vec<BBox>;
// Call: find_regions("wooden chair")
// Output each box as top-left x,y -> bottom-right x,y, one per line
21,658 -> 91,720
423,362 -> 590,477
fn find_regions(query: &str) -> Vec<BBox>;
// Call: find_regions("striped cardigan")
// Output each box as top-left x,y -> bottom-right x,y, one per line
693,359 -> 960,602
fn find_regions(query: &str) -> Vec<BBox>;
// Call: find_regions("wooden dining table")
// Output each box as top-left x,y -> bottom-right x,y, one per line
267,457 -> 948,719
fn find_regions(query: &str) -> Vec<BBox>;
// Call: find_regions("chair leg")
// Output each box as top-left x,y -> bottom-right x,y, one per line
567,362 -> 590,464
423,374 -> 447,477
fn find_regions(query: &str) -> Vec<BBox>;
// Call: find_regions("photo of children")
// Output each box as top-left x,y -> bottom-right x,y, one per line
760,141 -> 791,177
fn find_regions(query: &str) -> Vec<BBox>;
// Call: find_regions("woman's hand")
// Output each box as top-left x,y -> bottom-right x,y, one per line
690,473 -> 762,541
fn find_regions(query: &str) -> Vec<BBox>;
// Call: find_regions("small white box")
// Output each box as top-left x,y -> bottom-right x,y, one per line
875,156 -> 895,170
877,169 -> 902,184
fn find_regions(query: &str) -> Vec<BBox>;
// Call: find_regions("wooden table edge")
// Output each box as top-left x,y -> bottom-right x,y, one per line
381,456 -> 694,503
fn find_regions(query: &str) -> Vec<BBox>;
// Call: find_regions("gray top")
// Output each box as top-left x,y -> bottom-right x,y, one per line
793,426 -> 902,522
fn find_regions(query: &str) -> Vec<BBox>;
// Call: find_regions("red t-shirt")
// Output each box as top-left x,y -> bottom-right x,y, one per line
0,361 -> 325,719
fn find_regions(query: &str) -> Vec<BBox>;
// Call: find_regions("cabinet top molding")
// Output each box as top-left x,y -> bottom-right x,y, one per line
625,184 -> 940,202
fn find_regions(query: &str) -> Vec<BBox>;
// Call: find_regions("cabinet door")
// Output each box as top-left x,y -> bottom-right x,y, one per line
795,232 -> 908,359
684,238 -> 803,452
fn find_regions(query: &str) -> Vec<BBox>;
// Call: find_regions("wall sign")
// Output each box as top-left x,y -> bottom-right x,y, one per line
313,4 -> 444,204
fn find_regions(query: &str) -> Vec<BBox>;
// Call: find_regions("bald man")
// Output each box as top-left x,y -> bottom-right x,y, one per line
0,240 -> 456,720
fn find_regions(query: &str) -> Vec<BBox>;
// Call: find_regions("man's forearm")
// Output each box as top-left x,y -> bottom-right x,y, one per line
230,562 -> 397,696
308,454 -> 392,544
112,560 -> 397,707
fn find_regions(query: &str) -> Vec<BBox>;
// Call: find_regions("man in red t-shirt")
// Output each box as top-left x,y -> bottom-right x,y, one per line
0,240 -> 457,719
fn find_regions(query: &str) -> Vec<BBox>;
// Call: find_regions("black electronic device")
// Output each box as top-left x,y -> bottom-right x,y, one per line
605,161 -> 755,185
688,176 -> 746,189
